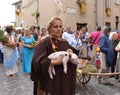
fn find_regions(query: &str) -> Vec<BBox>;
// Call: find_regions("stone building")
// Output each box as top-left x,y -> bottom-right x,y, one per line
17,0 -> 120,32
12,0 -> 22,27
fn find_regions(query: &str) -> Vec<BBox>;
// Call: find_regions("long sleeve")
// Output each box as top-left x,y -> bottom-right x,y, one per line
99,34 -> 115,67
31,37 -> 77,95
99,36 -> 108,53
31,37 -> 52,81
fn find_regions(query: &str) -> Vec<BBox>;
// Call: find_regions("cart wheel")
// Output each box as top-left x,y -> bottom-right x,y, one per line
77,73 -> 91,84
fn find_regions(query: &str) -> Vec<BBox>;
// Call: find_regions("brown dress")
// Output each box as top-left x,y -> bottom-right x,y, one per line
31,37 -> 77,95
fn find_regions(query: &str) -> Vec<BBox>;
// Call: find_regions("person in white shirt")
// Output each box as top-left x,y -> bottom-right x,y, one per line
70,31 -> 82,57
62,25 -> 74,44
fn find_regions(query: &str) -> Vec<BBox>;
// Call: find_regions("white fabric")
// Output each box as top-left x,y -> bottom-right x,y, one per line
62,32 -> 74,44
99,52 -> 110,83
2,46 -> 14,60
3,34 -> 18,76
6,63 -> 18,76
53,0 -> 60,3
115,41 -> 120,51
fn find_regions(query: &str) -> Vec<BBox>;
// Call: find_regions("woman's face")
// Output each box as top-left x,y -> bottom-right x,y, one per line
49,20 -> 62,38
74,32 -> 79,38
41,29 -> 46,36
112,34 -> 118,40
25,30 -> 30,36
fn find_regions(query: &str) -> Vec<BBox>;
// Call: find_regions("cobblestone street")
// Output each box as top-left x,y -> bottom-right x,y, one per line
0,60 -> 33,95
1,0 -> 120,95
76,76 -> 120,95
0,59 -> 120,95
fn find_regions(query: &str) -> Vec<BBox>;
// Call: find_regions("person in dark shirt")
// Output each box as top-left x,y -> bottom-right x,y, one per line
30,26 -> 38,41
109,32 -> 119,76
98,26 -> 115,85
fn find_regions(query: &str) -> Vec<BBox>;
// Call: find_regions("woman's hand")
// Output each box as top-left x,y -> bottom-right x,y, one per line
4,41 -> 17,48
27,45 -> 33,48
77,46 -> 82,50
10,42 -> 17,48
24,44 -> 34,48
67,49 -> 73,53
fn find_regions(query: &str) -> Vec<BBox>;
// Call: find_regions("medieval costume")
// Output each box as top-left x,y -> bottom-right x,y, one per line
31,37 -> 77,95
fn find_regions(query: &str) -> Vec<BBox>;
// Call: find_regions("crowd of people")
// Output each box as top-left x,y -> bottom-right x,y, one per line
0,16 -> 120,95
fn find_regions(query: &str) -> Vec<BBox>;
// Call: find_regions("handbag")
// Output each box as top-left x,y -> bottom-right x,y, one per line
115,41 -> 120,51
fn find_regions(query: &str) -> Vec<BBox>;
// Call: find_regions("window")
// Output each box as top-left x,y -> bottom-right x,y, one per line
115,0 -> 120,5
105,22 -> 111,27
116,16 -> 119,29
76,23 -> 87,31
105,0 -> 111,8
17,5 -> 21,10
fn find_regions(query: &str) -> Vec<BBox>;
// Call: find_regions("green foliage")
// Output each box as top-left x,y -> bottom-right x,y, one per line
0,36 -> 8,43
0,29 -> 8,43
0,30 -> 3,36
30,41 -> 38,46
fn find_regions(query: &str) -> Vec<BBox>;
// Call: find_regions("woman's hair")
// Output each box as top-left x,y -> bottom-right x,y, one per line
103,26 -> 111,34
5,25 -> 13,34
30,26 -> 35,30
47,16 -> 62,32
41,27 -> 46,31
80,26 -> 88,32
109,32 -> 118,40
24,28 -> 30,33
74,30 -> 79,35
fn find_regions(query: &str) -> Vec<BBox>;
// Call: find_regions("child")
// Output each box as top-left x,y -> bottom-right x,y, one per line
94,46 -> 101,69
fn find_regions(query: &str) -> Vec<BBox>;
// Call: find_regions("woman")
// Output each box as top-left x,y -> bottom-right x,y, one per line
2,26 -> 19,77
109,32 -> 119,75
70,31 -> 82,57
31,17 -> 77,95
21,28 -> 35,73
37,28 -> 47,43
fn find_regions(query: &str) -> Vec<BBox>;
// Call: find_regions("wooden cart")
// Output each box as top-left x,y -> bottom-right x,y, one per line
76,60 -> 120,84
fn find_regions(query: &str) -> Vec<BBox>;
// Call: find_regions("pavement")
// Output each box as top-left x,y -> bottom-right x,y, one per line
76,76 -> 120,95
0,60 -> 33,95
0,59 -> 120,95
